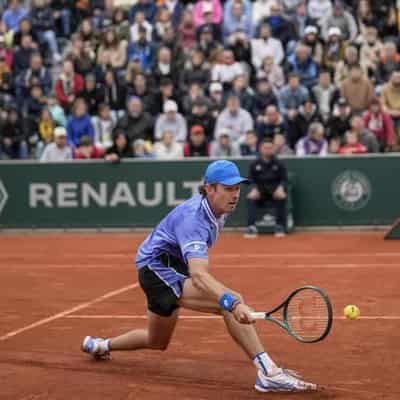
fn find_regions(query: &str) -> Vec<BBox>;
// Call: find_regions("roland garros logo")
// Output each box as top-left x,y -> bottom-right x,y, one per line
332,170 -> 371,211
0,180 -> 8,215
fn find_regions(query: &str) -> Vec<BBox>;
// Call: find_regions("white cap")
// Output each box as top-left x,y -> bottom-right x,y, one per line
304,25 -> 317,35
202,2 -> 212,13
328,26 -> 341,37
163,100 -> 178,113
218,128 -> 231,137
209,81 -> 223,92
54,127 -> 67,138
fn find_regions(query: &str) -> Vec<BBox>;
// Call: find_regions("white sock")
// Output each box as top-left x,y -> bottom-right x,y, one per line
253,352 -> 278,376
99,339 -> 110,353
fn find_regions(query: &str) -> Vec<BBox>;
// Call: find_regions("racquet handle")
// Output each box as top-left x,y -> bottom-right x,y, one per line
250,312 -> 266,319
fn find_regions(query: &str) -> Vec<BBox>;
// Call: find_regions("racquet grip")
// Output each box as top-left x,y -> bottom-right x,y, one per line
250,312 -> 266,319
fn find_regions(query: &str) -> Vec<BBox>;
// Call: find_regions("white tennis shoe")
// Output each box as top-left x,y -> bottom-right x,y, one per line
81,336 -> 111,360
255,368 -> 316,392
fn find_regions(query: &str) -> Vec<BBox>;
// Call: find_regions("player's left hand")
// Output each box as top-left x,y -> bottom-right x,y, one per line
233,303 -> 255,324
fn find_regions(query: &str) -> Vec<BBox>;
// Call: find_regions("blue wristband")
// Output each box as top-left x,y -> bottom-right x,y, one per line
219,293 -> 239,312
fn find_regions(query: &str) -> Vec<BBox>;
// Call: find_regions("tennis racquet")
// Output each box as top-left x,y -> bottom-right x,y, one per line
250,286 -> 333,343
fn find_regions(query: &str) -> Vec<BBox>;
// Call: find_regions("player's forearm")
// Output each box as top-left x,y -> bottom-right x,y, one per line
191,269 -> 227,300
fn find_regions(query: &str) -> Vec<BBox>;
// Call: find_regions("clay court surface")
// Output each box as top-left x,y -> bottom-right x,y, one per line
0,231 -> 399,400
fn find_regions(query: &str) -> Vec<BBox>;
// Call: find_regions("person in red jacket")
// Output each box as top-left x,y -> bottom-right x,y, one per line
363,97 -> 396,152
55,58 -> 85,111
339,130 -> 367,155
74,135 -> 104,159
183,125 -> 210,157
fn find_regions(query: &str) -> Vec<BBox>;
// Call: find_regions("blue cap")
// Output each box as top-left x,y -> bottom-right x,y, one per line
204,160 -> 249,185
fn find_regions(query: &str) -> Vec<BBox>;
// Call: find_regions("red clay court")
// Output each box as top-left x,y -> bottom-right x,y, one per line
0,231 -> 399,400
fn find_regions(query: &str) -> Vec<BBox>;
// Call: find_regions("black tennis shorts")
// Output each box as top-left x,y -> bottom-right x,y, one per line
138,254 -> 189,317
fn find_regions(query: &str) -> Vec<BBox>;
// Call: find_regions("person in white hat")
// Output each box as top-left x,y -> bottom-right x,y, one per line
40,127 -> 73,162
154,100 -> 187,142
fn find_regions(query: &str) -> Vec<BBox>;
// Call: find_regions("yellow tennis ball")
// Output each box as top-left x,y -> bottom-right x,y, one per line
344,305 -> 360,320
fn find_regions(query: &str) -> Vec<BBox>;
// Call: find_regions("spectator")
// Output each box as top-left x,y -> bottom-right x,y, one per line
230,74 -> 253,113
340,64 -> 374,114
245,138 -> 288,238
181,81 -> 205,115
197,24 -> 220,62
13,34 -> 37,75
251,23 -> 284,70
186,97 -> 215,141
208,81 -> 225,118
227,28 -> 252,67
381,70 -> 400,138
129,0 -> 158,24
251,75 -> 278,118
183,125 -> 210,157
177,8 -> 196,54
296,121 -> 328,156
278,72 -> 309,117
349,114 -> 380,153
129,10 -> 153,43
327,97 -> 352,140
104,130 -> 133,161
51,0 -> 72,38
307,0 -> 332,22
127,26 -> 155,74
77,73 -> 105,115
210,128 -> 240,157
214,94 -> 253,144
257,55 -> 285,90
290,0 -> 315,39
30,0 -> 61,63
64,33 -> 95,76
16,52 -> 52,109
92,103 -> 117,150
154,100 -> 187,142
66,98 -> 94,147
196,4 -> 223,43
311,70 -> 339,122
256,104 -> 286,142
117,96 -> 153,144
2,0 -> 28,34
152,77 -> 180,116
223,0 -> 253,43
126,72 -> 155,114
286,43 -> 319,88
74,134 -> 104,159
359,26 -> 383,79
181,48 -> 211,91
240,129 -> 258,156
103,69 -> 126,118
55,58 -> 85,111
376,42 -> 400,85
252,0 -> 274,26
298,25 -> 324,66
152,45 -> 179,87
334,45 -> 360,85
35,107 -> 54,158
97,27 -> 127,71
164,0 -> 184,27
47,95 -> 67,127
12,17 -> 39,47
40,126 -> 73,162
153,7 -> 173,43
133,138 -> 153,158
153,130 -> 183,159
320,0 -> 358,42
338,130 -> 367,155
211,49 -> 244,89
363,97 -> 396,152
273,132 -> 294,155
193,0 -> 223,28
0,105 -> 28,159
322,27 -> 346,73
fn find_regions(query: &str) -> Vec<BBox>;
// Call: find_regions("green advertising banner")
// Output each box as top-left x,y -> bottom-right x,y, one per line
0,156 -> 399,228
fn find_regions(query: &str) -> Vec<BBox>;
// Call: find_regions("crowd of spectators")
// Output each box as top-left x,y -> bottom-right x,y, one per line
0,0 -> 399,162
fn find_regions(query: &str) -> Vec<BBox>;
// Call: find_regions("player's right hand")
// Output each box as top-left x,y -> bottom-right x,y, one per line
232,303 -> 255,324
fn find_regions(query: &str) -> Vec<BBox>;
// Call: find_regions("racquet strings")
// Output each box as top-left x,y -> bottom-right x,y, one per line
286,288 -> 330,341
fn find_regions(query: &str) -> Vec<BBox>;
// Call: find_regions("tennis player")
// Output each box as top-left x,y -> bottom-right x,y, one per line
82,160 -> 316,392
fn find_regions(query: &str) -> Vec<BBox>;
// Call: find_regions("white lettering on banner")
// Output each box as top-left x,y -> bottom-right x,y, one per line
137,182 -> 162,207
30,184 -> 53,207
110,183 -> 136,207
28,181 -> 202,208
58,183 -> 78,207
166,182 -> 185,206
82,183 -> 107,207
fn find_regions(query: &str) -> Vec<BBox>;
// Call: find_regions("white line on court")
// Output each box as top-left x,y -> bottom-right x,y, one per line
65,315 -> 400,321
2,263 -> 399,270
0,283 -> 139,342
